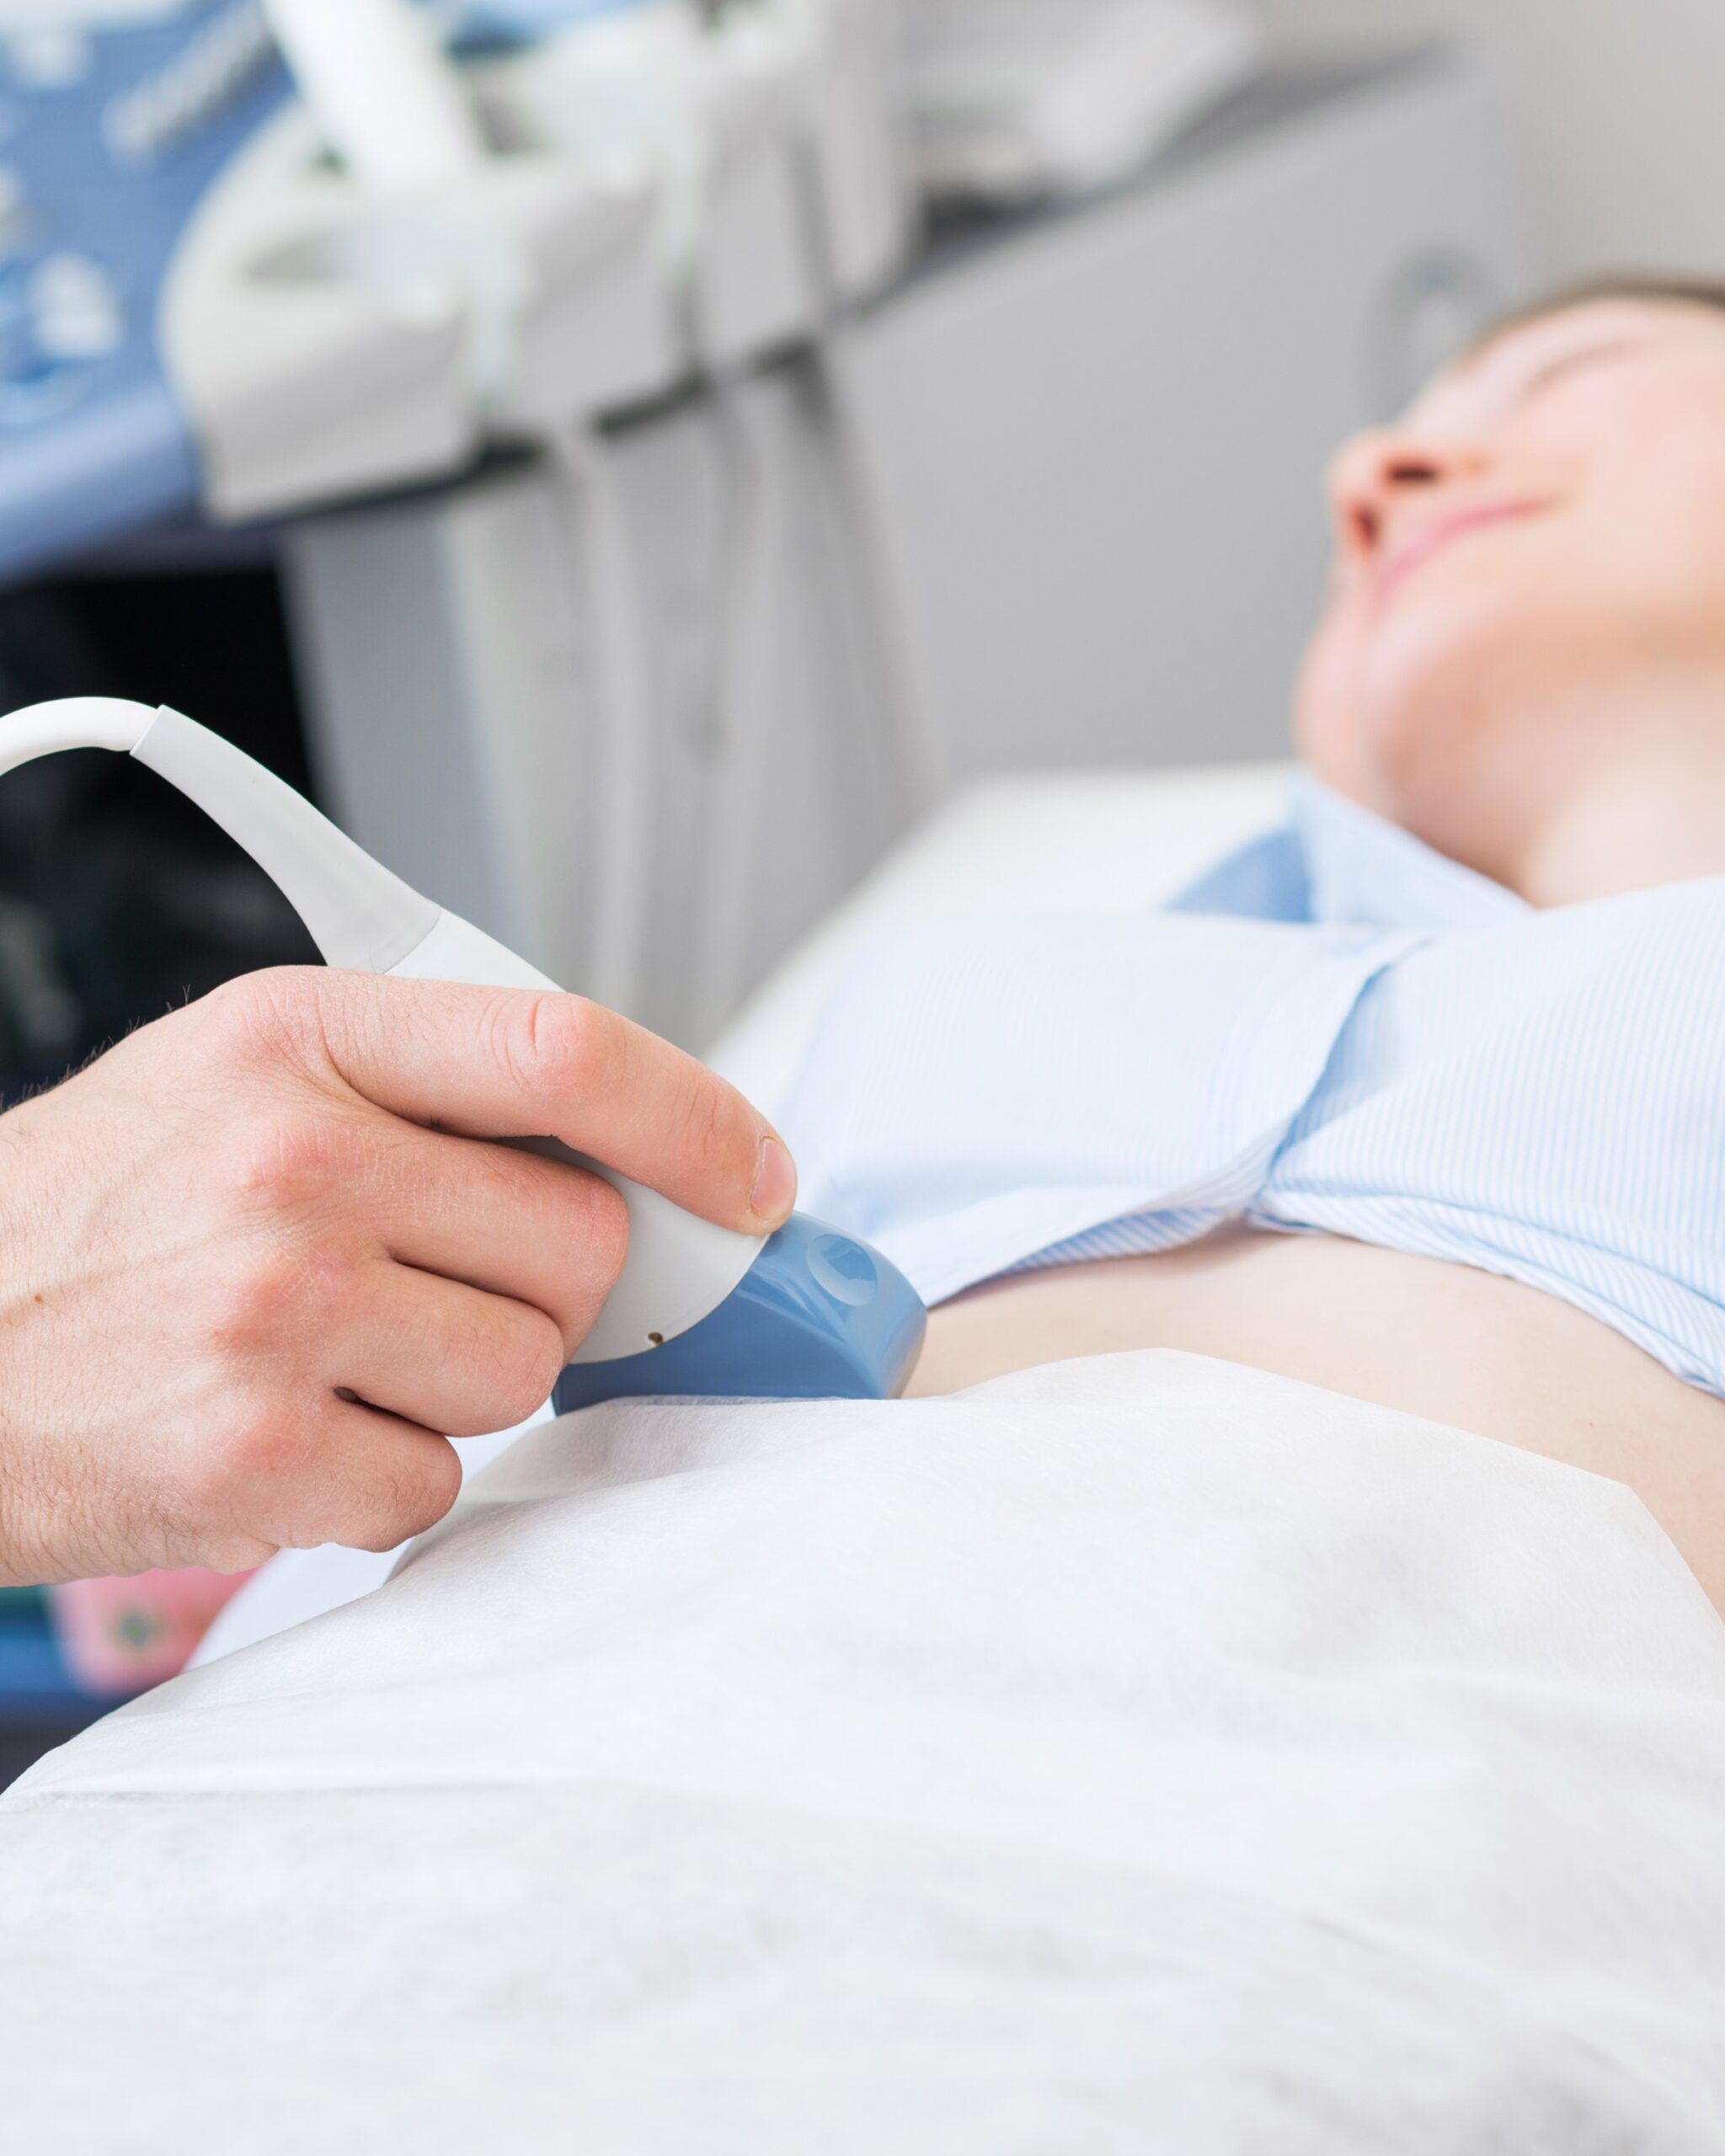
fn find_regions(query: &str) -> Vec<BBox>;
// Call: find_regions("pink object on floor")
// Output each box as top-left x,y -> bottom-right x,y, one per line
47,1568 -> 254,1696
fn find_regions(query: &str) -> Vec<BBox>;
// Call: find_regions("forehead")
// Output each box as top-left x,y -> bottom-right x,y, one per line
1404,297 -> 1725,430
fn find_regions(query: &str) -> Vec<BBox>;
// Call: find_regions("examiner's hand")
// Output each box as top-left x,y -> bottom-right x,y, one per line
0,968 -> 797,1586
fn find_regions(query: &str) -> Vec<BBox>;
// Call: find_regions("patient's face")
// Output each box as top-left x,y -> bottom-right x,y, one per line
1296,298 -> 1725,873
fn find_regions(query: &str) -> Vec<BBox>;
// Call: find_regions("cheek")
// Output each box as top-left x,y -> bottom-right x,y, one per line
1605,453 -> 1725,657
1523,381 -> 1725,659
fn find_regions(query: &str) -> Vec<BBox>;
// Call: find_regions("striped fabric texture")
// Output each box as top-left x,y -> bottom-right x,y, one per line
781,775 -> 1725,1399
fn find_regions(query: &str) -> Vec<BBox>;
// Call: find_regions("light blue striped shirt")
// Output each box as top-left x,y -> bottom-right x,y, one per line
779,775 -> 1725,1400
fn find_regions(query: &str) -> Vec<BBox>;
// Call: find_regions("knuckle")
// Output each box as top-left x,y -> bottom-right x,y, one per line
494,991 -> 619,1107
183,1400 -> 307,1525
216,1109 -> 344,1218
222,1404 -> 308,1487
303,1233 -> 358,1291
674,1070 -> 738,1182
195,968 -> 319,1069
540,1175 -> 632,1354
350,1444 -> 461,1552
202,1244 -> 312,1353
578,1173 -> 631,1293
489,1311 -> 569,1425
492,1167 -> 628,1365
204,1533 -> 278,1574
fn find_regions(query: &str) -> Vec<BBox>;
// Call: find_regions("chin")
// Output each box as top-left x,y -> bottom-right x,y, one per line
1298,575 -> 1563,852
1355,585 -> 1553,809
1294,628 -> 1386,806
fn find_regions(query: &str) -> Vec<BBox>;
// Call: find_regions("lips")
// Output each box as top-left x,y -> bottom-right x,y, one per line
1376,498 -> 1546,602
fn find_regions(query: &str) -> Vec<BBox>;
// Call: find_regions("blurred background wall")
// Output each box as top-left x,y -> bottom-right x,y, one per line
1256,0 -> 1725,278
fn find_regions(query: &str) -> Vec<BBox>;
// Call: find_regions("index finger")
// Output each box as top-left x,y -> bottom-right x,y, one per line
284,970 -> 798,1235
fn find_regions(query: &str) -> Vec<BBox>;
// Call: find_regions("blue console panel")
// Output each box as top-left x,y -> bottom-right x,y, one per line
0,0 -> 654,585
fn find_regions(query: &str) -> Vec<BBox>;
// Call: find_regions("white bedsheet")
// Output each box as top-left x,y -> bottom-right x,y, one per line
5,1350 -> 1725,2153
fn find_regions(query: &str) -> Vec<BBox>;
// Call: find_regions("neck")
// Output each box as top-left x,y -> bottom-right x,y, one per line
1502,727 -> 1725,905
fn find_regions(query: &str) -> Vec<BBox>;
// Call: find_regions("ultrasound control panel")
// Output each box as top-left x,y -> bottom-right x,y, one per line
0,5 -> 291,580
0,0 -> 644,585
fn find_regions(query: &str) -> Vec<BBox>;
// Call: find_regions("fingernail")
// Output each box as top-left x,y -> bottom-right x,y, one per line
750,1135 -> 797,1226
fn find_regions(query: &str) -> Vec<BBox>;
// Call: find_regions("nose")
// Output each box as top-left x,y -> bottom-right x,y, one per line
1325,425 -> 1487,567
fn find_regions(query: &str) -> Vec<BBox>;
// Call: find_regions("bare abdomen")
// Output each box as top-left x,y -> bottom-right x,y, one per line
908,1225 -> 1725,1615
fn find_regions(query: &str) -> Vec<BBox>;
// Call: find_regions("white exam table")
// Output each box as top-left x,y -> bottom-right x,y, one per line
7,761 -> 1725,2152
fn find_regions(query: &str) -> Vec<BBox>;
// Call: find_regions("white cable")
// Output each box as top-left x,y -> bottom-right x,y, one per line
542,424 -> 660,1020
0,695 -> 764,1360
691,368 -> 781,1035
135,707 -> 441,974
261,0 -> 488,192
0,699 -> 438,973
774,2 -> 942,823
0,695 -> 150,772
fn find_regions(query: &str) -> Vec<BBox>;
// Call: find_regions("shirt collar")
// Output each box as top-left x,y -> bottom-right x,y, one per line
1290,772 -> 1530,931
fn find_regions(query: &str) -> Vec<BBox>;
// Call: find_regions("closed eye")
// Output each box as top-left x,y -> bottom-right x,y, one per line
1517,339 -> 1645,403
